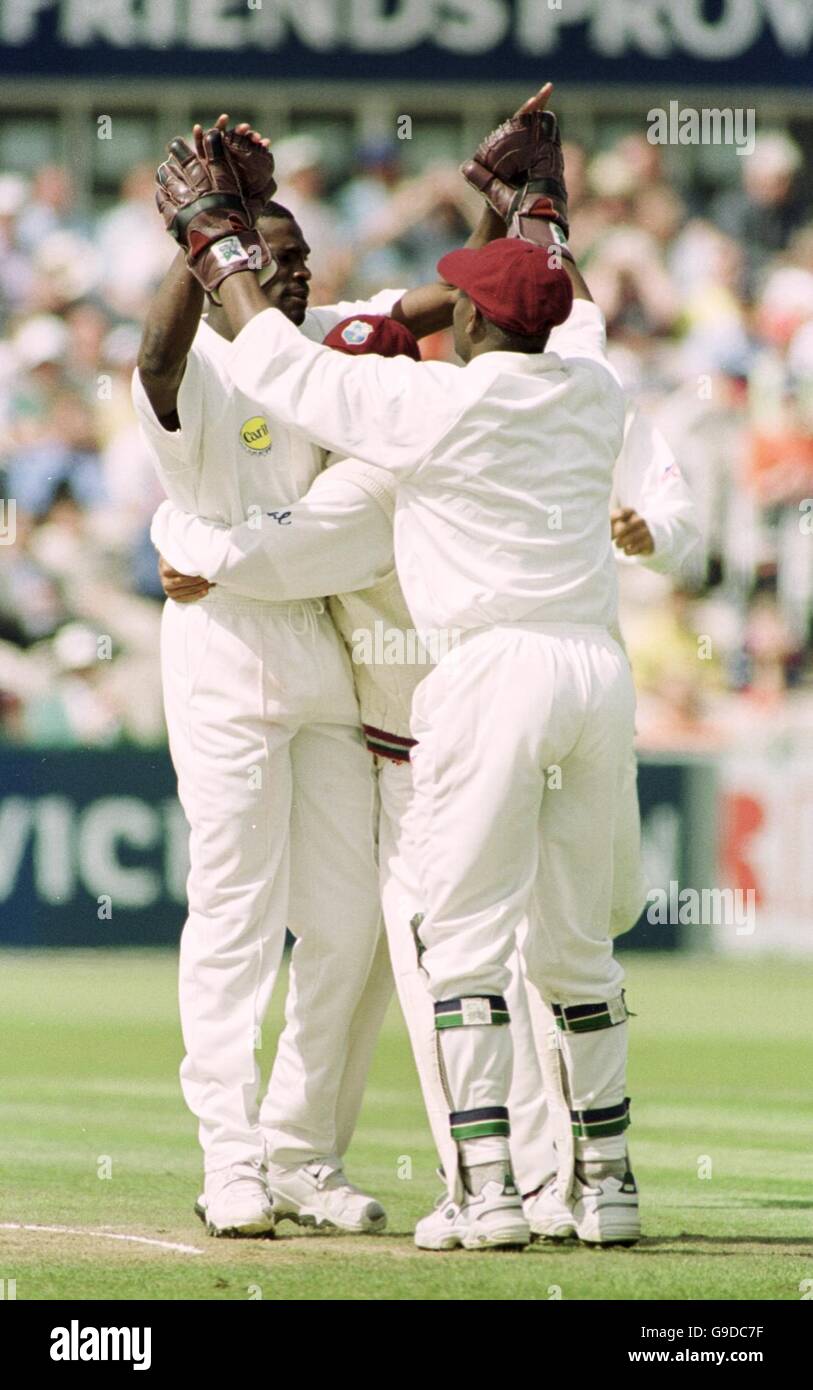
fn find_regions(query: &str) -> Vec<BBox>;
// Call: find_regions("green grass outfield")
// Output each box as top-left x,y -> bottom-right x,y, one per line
1,949 -> 811,1301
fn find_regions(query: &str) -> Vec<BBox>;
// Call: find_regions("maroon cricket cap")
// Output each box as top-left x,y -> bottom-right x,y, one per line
437,238 -> 573,337
323,314 -> 422,360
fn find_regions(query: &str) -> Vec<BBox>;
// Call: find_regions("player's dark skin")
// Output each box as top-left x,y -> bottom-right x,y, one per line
610,507 -> 655,556
141,212 -> 316,603
137,214 -> 313,432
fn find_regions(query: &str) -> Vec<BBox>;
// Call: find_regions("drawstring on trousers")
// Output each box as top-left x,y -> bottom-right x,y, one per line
287,598 -> 325,637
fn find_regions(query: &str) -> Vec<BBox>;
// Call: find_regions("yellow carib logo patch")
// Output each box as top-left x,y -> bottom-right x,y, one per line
240,416 -> 272,454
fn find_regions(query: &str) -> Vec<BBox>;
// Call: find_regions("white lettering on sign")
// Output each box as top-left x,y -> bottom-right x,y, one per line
438,0 -> 509,52
0,793 -> 189,914
762,0 -> 813,52
142,0 -> 178,46
592,0 -> 670,58
349,0 -> 432,51
187,0 -> 246,50
517,0 -> 588,56
671,0 -> 761,61
60,0 -> 136,46
248,0 -> 338,49
34,797 -> 75,904
1,0 -> 811,59
1,0 -> 58,45
0,798 -> 34,901
77,798 -> 160,908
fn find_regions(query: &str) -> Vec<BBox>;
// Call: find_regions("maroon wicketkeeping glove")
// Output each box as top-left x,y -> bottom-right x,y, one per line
156,128 -> 271,292
220,126 -> 277,222
461,111 -> 570,238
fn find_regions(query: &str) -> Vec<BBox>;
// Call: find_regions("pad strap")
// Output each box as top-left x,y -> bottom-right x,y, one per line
553,993 -> 629,1034
434,996 -> 510,1029
570,1097 -> 631,1140
170,192 -> 247,243
508,211 -> 574,262
450,1106 -> 510,1141
509,176 -> 567,221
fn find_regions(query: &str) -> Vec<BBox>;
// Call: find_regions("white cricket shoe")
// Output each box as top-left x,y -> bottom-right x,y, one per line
524,1178 -> 577,1241
572,1159 -> 641,1247
415,1180 -> 530,1252
195,1159 -> 276,1238
266,1161 -> 387,1233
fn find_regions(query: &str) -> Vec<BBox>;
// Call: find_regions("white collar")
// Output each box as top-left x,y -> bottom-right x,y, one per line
464,349 -> 563,375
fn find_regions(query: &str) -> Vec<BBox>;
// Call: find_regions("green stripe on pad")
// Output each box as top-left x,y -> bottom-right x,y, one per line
434,996 -> 510,1029
450,1119 -> 511,1141
553,994 -> 629,1033
435,1010 -> 509,1029
570,1098 -> 631,1140
559,1009 -> 613,1033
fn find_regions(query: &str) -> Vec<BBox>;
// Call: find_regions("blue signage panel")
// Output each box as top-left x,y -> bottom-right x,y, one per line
0,747 -> 188,946
0,0 -> 811,85
0,746 -> 710,948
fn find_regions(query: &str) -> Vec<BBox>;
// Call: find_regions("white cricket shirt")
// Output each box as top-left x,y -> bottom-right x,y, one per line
150,458 -> 421,747
132,289 -> 403,525
150,403 -> 694,744
226,299 -> 626,634
613,408 -> 700,578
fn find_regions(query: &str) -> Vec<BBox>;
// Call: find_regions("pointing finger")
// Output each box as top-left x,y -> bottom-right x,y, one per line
513,81 -> 554,118
168,137 -> 196,165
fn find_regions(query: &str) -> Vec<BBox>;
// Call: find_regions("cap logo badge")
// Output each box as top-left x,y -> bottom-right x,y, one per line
341,319 -> 374,346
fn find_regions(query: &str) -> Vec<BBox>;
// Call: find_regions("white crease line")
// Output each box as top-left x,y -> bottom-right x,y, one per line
0,1222 -> 203,1256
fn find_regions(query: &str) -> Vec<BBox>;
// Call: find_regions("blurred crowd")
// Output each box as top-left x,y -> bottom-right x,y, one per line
1,123 -> 813,752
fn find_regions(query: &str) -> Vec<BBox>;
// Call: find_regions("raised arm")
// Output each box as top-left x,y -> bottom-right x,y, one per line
391,82 -> 556,337
458,78 -> 602,315
561,260 -> 594,304
137,250 -> 204,429
140,119 -> 276,430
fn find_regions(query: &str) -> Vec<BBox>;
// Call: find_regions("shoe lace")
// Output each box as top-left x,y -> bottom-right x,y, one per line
304,1162 -> 356,1195
223,1159 -> 265,1189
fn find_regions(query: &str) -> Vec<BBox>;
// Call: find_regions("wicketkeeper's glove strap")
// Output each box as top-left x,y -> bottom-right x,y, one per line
155,130 -> 271,292
168,192 -> 248,246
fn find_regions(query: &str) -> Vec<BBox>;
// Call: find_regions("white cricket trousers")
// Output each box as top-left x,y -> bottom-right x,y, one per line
378,756 -> 555,1193
408,622 -> 636,1165
161,591 -> 382,1173
377,737 -> 644,1195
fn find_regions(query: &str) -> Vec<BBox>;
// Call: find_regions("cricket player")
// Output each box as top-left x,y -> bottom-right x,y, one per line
152,110 -> 657,1249
154,316 -> 698,1244
150,314 -> 571,1229
138,104 -> 550,1237
135,128 -> 430,1238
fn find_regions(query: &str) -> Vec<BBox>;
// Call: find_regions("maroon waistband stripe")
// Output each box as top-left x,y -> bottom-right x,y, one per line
362,724 -> 417,749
